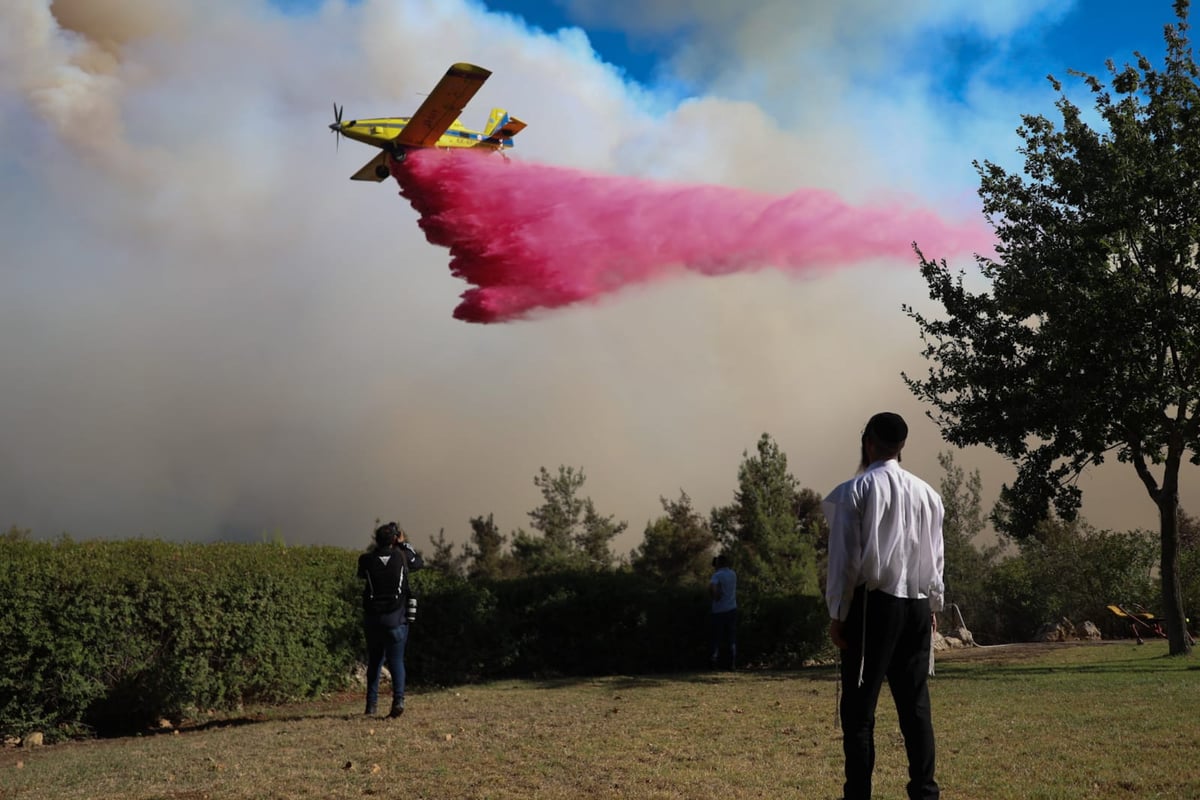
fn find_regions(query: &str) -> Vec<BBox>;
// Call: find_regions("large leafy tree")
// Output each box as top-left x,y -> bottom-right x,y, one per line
711,433 -> 821,595
904,3 -> 1200,653
630,491 -> 716,587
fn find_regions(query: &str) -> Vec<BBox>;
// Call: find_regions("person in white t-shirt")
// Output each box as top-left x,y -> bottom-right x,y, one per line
708,554 -> 737,670
822,412 -> 944,800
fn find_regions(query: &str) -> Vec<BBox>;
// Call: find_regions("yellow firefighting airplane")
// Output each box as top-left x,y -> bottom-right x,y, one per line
329,62 -> 526,182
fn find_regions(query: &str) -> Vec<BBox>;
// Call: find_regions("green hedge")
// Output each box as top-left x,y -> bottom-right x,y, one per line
407,571 -> 828,684
0,539 -> 360,738
1,539 -> 829,739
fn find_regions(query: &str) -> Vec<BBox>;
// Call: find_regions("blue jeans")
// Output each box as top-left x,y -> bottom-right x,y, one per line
365,621 -> 409,709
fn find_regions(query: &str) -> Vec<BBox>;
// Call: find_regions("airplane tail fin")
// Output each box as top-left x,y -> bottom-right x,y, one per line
477,107 -> 526,149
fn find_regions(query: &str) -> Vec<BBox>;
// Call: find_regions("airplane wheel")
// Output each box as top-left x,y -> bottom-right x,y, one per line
374,164 -> 390,179
392,149 -> 407,164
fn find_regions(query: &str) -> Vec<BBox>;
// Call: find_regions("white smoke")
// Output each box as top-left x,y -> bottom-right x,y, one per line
0,0 -> 1172,549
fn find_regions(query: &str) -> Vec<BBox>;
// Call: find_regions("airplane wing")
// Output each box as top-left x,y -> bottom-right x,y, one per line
396,63 -> 492,148
350,151 -> 390,182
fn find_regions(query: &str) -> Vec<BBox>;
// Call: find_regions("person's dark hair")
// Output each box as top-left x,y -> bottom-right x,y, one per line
712,554 -> 729,569
858,412 -> 908,471
373,521 -> 402,547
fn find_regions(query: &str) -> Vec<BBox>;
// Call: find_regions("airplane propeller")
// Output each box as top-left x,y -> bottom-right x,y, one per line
330,103 -> 344,151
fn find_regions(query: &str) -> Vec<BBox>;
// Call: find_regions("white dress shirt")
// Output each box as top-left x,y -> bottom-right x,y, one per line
822,459 -> 945,621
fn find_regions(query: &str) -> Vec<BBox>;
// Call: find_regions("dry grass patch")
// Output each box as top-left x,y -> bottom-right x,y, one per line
2,640 -> 1196,799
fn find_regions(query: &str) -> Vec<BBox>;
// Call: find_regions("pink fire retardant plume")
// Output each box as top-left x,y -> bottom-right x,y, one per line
393,150 -> 994,323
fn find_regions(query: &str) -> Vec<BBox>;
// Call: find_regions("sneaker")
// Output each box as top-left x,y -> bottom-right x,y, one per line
388,704 -> 404,718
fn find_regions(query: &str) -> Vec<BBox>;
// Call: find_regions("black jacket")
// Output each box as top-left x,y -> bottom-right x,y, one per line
357,543 -> 423,617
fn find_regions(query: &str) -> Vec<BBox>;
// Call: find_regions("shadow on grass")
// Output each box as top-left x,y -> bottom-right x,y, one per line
518,663 -> 841,693
138,671 -> 836,737
140,710 -> 350,737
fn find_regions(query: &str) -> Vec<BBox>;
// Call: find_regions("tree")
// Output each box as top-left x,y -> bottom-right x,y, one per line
511,466 -> 626,574
577,499 -> 628,569
630,491 -> 716,587
464,513 -> 514,581
2,526 -> 31,542
426,527 -> 468,577
937,451 -> 1000,627
711,433 -> 819,595
904,4 -> 1200,654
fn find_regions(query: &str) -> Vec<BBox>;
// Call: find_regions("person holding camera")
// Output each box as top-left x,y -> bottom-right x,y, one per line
709,553 -> 737,670
357,521 -> 423,718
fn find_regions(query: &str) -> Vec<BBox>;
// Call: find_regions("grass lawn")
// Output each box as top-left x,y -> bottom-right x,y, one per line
1,640 -> 1196,799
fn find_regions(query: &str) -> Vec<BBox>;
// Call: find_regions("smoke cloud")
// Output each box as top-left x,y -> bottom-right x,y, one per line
0,0 -> 1180,549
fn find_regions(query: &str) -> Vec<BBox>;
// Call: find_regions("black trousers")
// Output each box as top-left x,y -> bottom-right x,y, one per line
839,587 -> 939,800
710,609 -> 737,668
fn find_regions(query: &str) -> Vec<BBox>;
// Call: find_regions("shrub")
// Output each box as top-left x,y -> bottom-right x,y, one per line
0,539 -> 360,739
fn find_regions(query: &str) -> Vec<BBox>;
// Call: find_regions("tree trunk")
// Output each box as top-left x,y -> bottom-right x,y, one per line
1158,490 -> 1193,655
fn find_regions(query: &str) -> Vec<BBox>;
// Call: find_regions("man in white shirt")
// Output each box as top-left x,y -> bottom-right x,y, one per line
822,412 -> 944,800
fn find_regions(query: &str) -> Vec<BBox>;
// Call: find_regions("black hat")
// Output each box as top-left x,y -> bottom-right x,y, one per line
864,412 -> 908,446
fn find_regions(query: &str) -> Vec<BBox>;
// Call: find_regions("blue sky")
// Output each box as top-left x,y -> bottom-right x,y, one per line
2,0 -> 1195,546
475,1 -> 667,84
